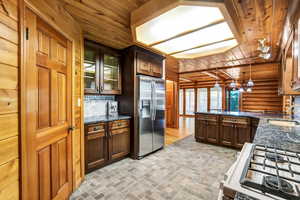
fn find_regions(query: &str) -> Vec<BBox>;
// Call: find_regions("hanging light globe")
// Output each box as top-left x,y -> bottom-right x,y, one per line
229,80 -> 236,88
247,79 -> 254,87
214,81 -> 220,88
239,87 -> 245,93
246,87 -> 252,92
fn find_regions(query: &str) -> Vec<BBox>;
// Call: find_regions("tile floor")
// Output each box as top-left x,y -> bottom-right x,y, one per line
71,135 -> 237,200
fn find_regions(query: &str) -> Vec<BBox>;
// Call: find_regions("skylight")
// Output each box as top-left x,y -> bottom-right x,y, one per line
131,1 -> 240,59
152,22 -> 234,54
136,5 -> 224,45
173,39 -> 238,59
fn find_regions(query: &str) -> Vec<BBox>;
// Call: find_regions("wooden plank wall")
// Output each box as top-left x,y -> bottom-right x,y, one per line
0,0 -> 19,199
240,80 -> 282,113
25,0 -> 85,189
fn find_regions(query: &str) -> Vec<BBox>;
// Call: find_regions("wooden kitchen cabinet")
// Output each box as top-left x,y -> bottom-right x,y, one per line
84,40 -> 122,94
220,122 -> 235,147
85,119 -> 130,173
85,123 -> 108,172
195,114 -> 219,144
195,114 -> 251,149
234,123 -> 251,149
136,49 -> 163,78
84,46 -> 100,94
108,120 -> 130,161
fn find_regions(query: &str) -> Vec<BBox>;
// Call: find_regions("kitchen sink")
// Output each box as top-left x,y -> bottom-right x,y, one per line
267,119 -> 300,127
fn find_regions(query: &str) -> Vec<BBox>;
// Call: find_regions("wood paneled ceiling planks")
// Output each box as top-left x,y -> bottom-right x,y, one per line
62,0 -> 288,74
179,0 -> 288,73
62,0 -> 150,49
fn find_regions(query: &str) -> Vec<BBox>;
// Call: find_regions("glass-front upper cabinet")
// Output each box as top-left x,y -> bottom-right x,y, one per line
84,47 -> 99,94
84,41 -> 122,95
101,54 -> 121,94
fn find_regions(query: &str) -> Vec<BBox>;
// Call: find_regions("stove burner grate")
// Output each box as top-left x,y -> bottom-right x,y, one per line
265,153 -> 286,163
263,175 -> 294,194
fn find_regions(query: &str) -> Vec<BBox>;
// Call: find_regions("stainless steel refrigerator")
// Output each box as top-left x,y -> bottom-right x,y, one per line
137,75 -> 165,158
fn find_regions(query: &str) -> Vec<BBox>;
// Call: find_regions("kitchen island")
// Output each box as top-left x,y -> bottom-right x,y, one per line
195,111 -> 300,151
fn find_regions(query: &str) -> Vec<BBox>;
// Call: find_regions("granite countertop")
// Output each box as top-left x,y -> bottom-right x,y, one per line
84,115 -> 132,124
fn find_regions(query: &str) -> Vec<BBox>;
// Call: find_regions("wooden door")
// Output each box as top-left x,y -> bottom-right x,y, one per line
220,122 -> 234,147
166,80 -> 179,128
234,124 -> 250,149
24,8 -> 73,200
85,123 -> 108,173
206,121 -> 219,144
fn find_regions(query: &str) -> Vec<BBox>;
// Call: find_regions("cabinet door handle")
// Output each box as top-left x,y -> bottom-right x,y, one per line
100,86 -> 103,91
96,85 -> 99,92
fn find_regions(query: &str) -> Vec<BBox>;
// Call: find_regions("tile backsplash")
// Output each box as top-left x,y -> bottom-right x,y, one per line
84,95 -> 115,117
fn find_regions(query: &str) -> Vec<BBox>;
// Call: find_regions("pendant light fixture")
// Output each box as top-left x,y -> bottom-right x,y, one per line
214,67 -> 220,88
229,68 -> 236,88
247,63 -> 254,87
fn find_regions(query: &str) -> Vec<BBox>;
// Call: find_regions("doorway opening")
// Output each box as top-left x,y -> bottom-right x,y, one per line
227,90 -> 240,112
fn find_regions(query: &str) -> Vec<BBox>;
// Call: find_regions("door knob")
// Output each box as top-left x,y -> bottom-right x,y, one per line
68,126 -> 75,132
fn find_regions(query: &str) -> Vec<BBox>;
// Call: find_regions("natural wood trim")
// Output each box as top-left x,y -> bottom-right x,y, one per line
179,62 -> 280,74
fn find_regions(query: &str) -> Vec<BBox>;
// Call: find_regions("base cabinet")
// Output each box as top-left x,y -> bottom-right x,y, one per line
85,119 -> 130,173
195,114 -> 253,149
195,114 -> 219,143
220,122 -> 235,147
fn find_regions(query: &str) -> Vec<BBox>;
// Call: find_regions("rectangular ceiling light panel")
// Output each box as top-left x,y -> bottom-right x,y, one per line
153,22 -> 234,54
173,39 -> 238,59
135,5 -> 224,45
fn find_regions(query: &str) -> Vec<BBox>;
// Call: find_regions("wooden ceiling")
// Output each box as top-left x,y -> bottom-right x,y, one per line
62,0 -> 288,76
179,63 -> 279,83
62,0 -> 150,49
179,0 -> 288,73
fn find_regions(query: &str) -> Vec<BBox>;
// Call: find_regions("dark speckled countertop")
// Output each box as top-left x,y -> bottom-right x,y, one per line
195,111 -> 300,200
84,115 -> 132,124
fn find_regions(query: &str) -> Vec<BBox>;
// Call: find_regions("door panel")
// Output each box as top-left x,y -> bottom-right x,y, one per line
138,77 -> 153,157
220,123 -> 234,146
153,80 -> 165,151
207,121 -> 219,144
24,8 -> 73,200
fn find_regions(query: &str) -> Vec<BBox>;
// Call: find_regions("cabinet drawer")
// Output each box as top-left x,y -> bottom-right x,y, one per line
86,123 -> 106,134
109,120 -> 129,130
221,116 -> 249,125
110,128 -> 129,136
196,114 -> 218,121
87,131 -> 106,140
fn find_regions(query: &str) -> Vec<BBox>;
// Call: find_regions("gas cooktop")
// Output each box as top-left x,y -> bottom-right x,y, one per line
240,145 -> 300,200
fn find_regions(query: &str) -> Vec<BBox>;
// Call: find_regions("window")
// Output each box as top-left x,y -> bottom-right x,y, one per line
227,90 -> 239,112
197,88 -> 208,112
179,89 -> 184,115
210,87 -> 222,110
185,89 -> 195,115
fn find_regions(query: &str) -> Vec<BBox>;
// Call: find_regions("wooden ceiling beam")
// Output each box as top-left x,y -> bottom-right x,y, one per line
201,71 -> 224,81
219,69 -> 233,79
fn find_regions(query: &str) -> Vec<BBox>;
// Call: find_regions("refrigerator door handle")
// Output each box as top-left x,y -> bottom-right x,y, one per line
150,81 -> 154,121
153,82 -> 157,120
